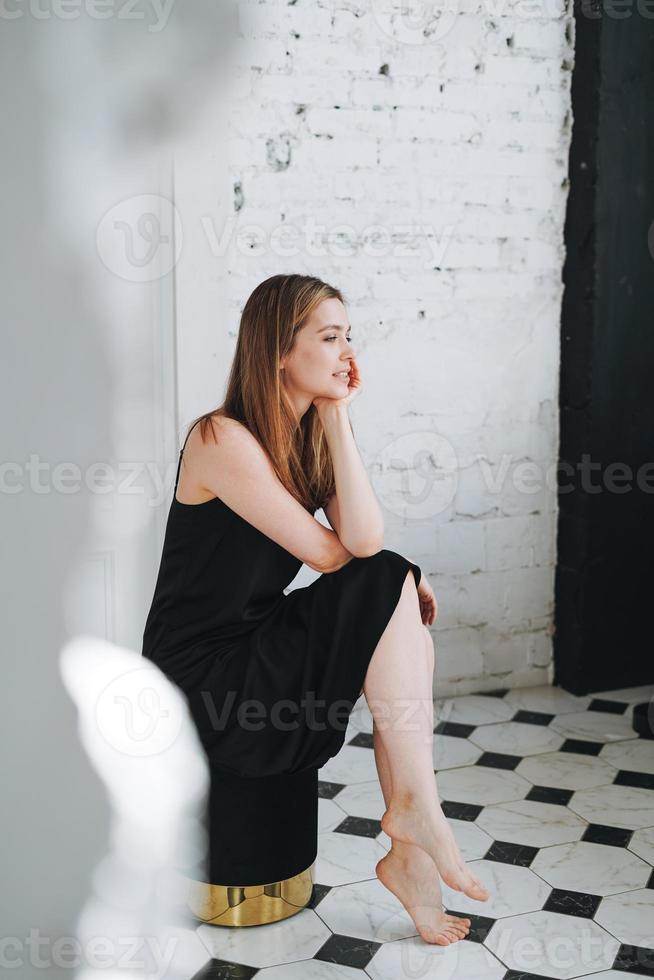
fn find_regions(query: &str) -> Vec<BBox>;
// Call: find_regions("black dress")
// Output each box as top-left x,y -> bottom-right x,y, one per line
141,420 -> 422,779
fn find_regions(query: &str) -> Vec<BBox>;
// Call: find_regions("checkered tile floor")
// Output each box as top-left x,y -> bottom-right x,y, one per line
190,683 -> 654,980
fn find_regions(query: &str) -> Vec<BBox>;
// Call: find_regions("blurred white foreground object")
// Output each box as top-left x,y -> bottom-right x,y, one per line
59,634 -> 213,980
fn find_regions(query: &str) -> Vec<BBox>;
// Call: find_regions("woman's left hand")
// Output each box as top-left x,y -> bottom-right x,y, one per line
313,357 -> 363,417
417,574 -> 438,626
339,357 -> 362,408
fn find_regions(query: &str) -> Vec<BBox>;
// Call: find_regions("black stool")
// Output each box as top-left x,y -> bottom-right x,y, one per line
181,767 -> 318,927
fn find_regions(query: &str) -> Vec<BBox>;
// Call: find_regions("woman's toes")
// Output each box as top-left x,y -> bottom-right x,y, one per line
445,913 -> 470,925
470,877 -> 490,899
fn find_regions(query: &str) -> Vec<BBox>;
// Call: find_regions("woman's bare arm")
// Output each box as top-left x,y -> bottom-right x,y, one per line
319,402 -> 384,556
190,415 -> 354,574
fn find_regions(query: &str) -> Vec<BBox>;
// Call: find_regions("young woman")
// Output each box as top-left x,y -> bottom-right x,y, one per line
142,273 -> 490,945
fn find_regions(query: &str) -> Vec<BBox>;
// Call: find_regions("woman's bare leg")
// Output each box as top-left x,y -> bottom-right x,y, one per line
373,643 -> 472,946
363,569 -> 490,903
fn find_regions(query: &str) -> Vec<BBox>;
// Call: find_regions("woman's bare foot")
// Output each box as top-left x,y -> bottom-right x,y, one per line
381,798 -> 491,903
376,846 -> 472,945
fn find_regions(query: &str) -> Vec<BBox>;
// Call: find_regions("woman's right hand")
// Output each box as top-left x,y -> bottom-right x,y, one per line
417,574 -> 438,626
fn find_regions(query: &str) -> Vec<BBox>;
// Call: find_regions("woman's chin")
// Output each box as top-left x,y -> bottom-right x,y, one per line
311,380 -> 348,402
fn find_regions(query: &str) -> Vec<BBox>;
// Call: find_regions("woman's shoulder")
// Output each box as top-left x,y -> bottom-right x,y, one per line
191,411 -> 252,447
190,413 -> 264,467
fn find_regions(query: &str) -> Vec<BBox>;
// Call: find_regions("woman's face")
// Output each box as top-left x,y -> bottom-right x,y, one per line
280,297 -> 355,409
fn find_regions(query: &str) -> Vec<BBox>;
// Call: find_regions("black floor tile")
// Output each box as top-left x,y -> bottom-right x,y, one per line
190,961 -> 258,980
334,815 -> 381,838
314,934 -> 381,970
441,799 -> 484,821
646,867 -> 654,890
441,909 -> 496,943
614,769 -> 654,791
560,738 -> 604,755
612,942 -> 654,975
485,839 -> 539,867
308,883 -> 331,908
476,751 -> 523,770
525,785 -> 574,806
347,731 -> 374,749
504,972 -> 564,980
318,780 -> 345,799
588,697 -> 630,714
543,887 -> 602,918
582,823 -> 634,847
434,720 -> 477,738
512,709 -> 556,726
484,688 -> 511,697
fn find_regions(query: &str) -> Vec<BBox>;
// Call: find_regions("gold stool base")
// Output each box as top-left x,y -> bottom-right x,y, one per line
183,862 -> 315,927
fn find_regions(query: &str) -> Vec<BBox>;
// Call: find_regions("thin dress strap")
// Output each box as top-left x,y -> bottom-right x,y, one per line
174,418 -> 203,492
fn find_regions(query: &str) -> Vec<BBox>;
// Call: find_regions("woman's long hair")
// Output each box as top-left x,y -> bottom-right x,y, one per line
184,273 -> 351,513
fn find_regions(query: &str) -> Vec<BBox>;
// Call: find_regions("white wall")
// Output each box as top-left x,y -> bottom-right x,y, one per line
173,0 -> 574,697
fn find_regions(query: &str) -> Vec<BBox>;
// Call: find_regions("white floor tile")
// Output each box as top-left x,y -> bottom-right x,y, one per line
600,737 -> 654,774
315,831 -> 387,887
436,763 -> 531,805
588,684 -> 654,704
433,733 -> 482,769
595,888 -> 654,949
485,909 -> 620,978
470,720 -> 564,756
568,783 -> 654,830
318,797 -> 349,833
367,935 -> 506,980
516,749 -> 617,790
505,684 -> 591,714
629,826 -> 654,865
258,962 -> 365,979
319,744 -> 379,785
314,876 -> 418,943
435,694 -> 515,726
476,799 -> 587,847
333,779 -> 386,820
197,908 -> 331,969
450,818 -> 494,860
440,858 -> 551,918
531,839 -> 651,895
550,709 -> 637,743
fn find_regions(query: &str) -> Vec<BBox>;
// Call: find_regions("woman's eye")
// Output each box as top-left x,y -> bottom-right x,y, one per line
326,335 -> 353,342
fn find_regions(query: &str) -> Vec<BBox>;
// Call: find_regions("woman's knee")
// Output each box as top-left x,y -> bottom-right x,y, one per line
398,565 -> 421,613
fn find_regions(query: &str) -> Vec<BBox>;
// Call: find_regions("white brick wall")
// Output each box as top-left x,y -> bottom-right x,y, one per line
174,0 -> 574,696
